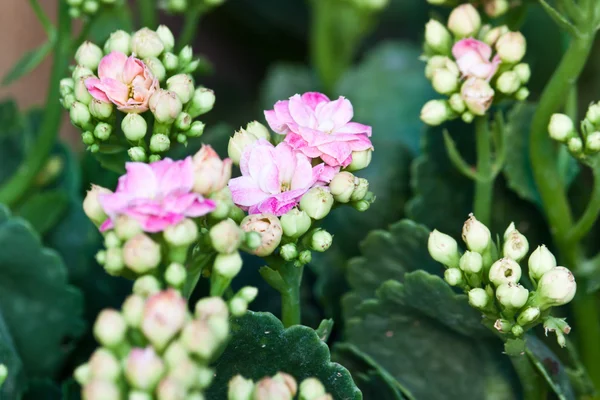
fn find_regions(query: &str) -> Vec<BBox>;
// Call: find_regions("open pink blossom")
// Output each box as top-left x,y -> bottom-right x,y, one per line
99,158 -> 215,233
85,51 -> 158,113
228,139 -> 325,216
452,38 -> 501,81
264,92 -> 372,168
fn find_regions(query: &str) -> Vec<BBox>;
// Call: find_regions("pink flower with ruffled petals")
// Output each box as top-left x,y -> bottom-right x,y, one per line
264,92 -> 372,168
452,38 -> 501,81
228,139 -> 325,216
99,158 -> 215,233
85,51 -> 158,113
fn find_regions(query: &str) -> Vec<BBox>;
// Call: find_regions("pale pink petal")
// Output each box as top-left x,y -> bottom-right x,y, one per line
301,92 -> 330,110
100,78 -> 130,106
453,38 -> 492,60
264,110 -> 287,135
347,135 -> 374,151
317,141 -> 353,167
316,164 -> 340,183
142,215 -> 183,233
273,142 -> 296,186
123,56 -> 145,84
84,77 -> 110,103
99,219 -> 114,232
273,100 -> 294,125
246,140 -> 276,179
290,153 -> 315,190
122,162 -> 158,198
288,94 -> 316,128
315,97 -> 354,128
334,122 -> 372,136
229,176 -> 270,207
97,51 -> 128,80
185,198 -> 217,217
257,164 -> 280,195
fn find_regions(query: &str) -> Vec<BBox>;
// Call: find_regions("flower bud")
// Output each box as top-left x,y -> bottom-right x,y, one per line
104,30 -> 131,54
543,318 -> 570,348
70,101 -> 92,127
517,307 -> 540,325
494,319 -> 513,333
83,1 -> 99,14
165,262 -> 186,287
160,51 -> 178,71
483,25 -> 509,47
122,294 -> 145,328
428,230 -> 460,268
229,375 -> 254,400
299,378 -> 326,400
350,178 -> 369,202
587,132 -> 600,152
164,218 -> 198,247
104,247 -> 124,275
276,243 -> 296,261
448,4 -> 481,38
113,215 -> 143,241
467,288 -> 489,309
167,74 -> 195,104
228,129 -> 259,165
123,233 -> 161,273
144,57 -> 166,82
309,230 -> 333,252
132,28 -> 165,59
74,363 -> 90,385
125,347 -> 165,390
74,77 -> 93,105
210,219 -> 243,254
192,145 -> 232,195
60,77 -> 74,96
548,113 -> 575,142
209,187 -> 233,220
280,209 -> 311,238
496,71 -> 520,95
241,214 -> 283,257
179,45 -> 193,65
75,41 -> 103,70
181,320 -> 222,360
94,309 -> 127,347
300,187 -> 334,220
459,251 -> 483,274
156,25 -> 175,52
83,184 -> 111,226
449,93 -> 466,114
503,229 -> 529,261
496,283 -> 529,309
489,258 -> 522,286
188,121 -> 206,137
329,172 -> 357,203
230,297 -> 248,316
214,252 -> 243,279
444,268 -> 463,286
89,98 -> 114,120
462,214 -> 491,253
420,100 -> 451,126
150,134 -> 170,153
432,68 -> 459,95
346,149 -> 372,171
496,32 -> 526,64
254,376 -> 294,400
128,146 -> 147,162
142,289 -> 187,349
83,380 -> 120,400
88,348 -> 120,381
72,65 -> 94,81
528,245 -> 557,282
120,114 -> 147,141
586,103 -> 600,125
424,20 -> 452,55
536,267 -> 576,308
195,297 -> 229,321
245,121 -> 270,140
511,325 -> 524,337
81,131 -> 94,146
461,78 -> 494,116
568,137 -> 583,154
133,275 -> 162,296
150,89 -> 183,124
513,63 -> 531,84
188,88 -> 216,118
130,391 -> 153,400
425,56 -> 450,80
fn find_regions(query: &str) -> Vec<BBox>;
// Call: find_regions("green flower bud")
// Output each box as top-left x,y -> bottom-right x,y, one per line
462,111 -> 475,124
586,103 -> 600,125
511,324 -> 524,337
493,319 -> 513,333
74,77 -> 93,105
72,65 -> 94,81
83,184 -> 111,226
484,0 -> 509,17
459,251 -> 483,274
179,45 -> 193,66
165,262 -> 187,287
210,219 -> 243,254
329,172 -> 357,203
175,112 -> 192,131
449,93 -> 466,114
548,113 -> 575,142
444,268 -> 463,286
447,4 -> 481,38
496,283 -> 529,309
164,218 -> 198,247
167,74 -> 195,104
517,88 -> 530,102
209,187 -> 233,220
300,187 -> 334,220
142,289 -> 187,350
228,375 -> 254,400
89,98 -> 114,120
123,233 -> 162,273
241,214 -> 283,256
104,247 -> 124,275
535,267 -> 576,309
88,348 -> 120,380
228,129 -> 259,165
299,250 -> 312,265
128,146 -> 147,162
230,297 -> 248,316
568,136 -> 583,155
156,25 -> 175,52
245,121 -> 270,140
238,286 -> 259,303
432,68 -> 459,95
244,231 -> 262,250
468,288 -> 489,309
162,52 -> 179,71
82,380 -> 120,400
496,71 -> 520,95
104,231 -> 121,248
70,101 -> 92,127
503,229 -> 529,262
280,209 -> 311,238
150,89 -> 183,124
513,63 -> 531,84
122,294 -> 145,328
543,317 -> 571,348
462,214 -> 491,253
351,178 -> 369,202
489,258 -> 522,286
60,77 -> 74,96
164,341 -> 189,370
150,134 -> 171,153
68,7 -> 81,19
168,357 -> 199,389
74,363 -> 90,385
424,20 -> 452,54
93,309 -> 127,347
125,347 -> 165,390
420,100 -> 451,126
309,229 -> 333,252
188,88 -> 216,118
94,122 -> 112,141
195,296 -> 229,320
428,230 -> 460,268
346,149 -> 372,172
484,25 -> 509,47
181,319 -> 222,360
104,30 -> 131,54
214,252 -> 243,278
129,391 -> 153,400
132,28 -> 165,59
586,131 -> 600,152
75,41 -> 103,70
144,56 -> 166,82
425,56 -> 452,79
82,1 -> 99,14
496,32 -> 527,64
299,378 -> 326,400
517,307 -> 540,326
133,275 -> 162,296
188,121 -> 206,137
197,366 -> 214,389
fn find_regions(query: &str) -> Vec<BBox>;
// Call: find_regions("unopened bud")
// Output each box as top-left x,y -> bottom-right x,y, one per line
104,247 -> 124,275
448,4 -> 481,38
144,57 -> 166,82
459,251 -> 483,274
494,319 -> 513,333
449,93 -> 466,114
444,268 -> 463,286
120,114 -> 147,141
548,113 -> 575,142
210,219 -> 243,254
179,45 -> 193,65
432,68 -> 459,95
228,130 -> 259,165
181,320 -> 222,360
229,375 -> 254,400
133,275 -> 162,296
150,89 -> 183,124
516,87 -> 530,101
496,71 -> 520,95
586,132 -> 600,152
503,229 -> 529,261
104,30 -> 131,54
73,65 -> 94,81
164,218 -> 198,247
195,296 -> 229,320
586,103 -> 600,125
125,347 -> 165,390
83,380 -> 120,400
123,233 -> 161,273
254,376 -> 294,400
113,215 -> 142,241
88,348 -> 120,381
142,289 -> 187,350
425,56 -> 451,79
75,41 -> 103,70
280,243 -> 298,261
278,209 -> 310,239
461,78 -> 494,116
132,28 -> 165,59
496,283 -> 529,309
513,63 -> 531,84
420,100 -> 451,126
163,341 -> 189,369
425,20 -> 452,54
346,149 -> 372,171
230,297 -> 248,316
188,121 -> 206,137
214,252 -> 243,278
351,178 -> 369,201
299,250 -> 312,265
129,391 -> 153,400
167,74 -> 195,104
310,230 -> 333,252
156,25 -> 175,52
329,172 -> 357,203
122,294 -> 145,328
489,258 -> 522,286
128,146 -> 147,162
299,378 -> 326,400
428,230 -> 460,268
94,309 -> 127,347
83,184 -> 111,226
468,288 -> 489,309
165,262 -> 186,287
543,317 -> 571,348
89,98 -> 114,120
517,307 -> 540,325
496,32 -> 526,64
150,134 -> 171,153
568,137 -> 583,155
70,101 -> 92,127
74,363 -> 90,385
188,88 -> 216,118
485,0 -> 509,17
511,325 -> 524,337
300,187 -> 334,220
462,214 -> 491,253
240,214 -> 283,256
245,121 -> 270,140
535,267 -> 576,308
60,77 -> 74,96
74,77 -> 93,105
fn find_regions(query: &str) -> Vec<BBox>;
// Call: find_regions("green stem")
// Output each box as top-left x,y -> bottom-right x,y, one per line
279,262 -> 304,327
567,165 -> 600,244
572,289 -> 600,394
183,252 -> 214,299
0,1 -> 71,207
510,355 -> 547,400
28,0 -> 55,37
473,116 -> 493,225
177,6 -> 205,51
137,0 -> 158,29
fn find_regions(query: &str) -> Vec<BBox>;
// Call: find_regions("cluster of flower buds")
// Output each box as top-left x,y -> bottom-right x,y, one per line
426,0 -> 522,18
66,0 -> 122,19
420,4 -> 529,126
228,373 -> 333,400
75,289 -> 245,399
61,26 -> 215,161
428,214 -> 577,346
160,0 -> 225,13
548,102 -> 600,161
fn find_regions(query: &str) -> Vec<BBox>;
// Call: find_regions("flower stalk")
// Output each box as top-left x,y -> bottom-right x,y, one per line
473,116 -> 493,226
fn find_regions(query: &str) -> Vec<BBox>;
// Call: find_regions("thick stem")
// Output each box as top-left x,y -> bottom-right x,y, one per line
137,0 -> 158,29
572,286 -> 600,393
567,165 -> 600,244
510,355 -> 547,400
177,6 -> 204,51
473,116 -> 493,225
0,2 -> 71,206
279,263 -> 304,327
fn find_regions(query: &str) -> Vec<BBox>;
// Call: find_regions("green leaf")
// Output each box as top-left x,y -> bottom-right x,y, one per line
207,311 -> 362,400
259,64 -> 319,111
2,41 -> 53,86
526,335 -> 576,400
16,190 -> 69,235
0,310 -> 24,399
0,205 -> 84,378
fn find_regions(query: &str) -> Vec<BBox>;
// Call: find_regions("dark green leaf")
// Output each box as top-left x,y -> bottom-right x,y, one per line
0,205 -> 84,378
0,310 -> 24,399
526,335 -> 576,400
207,311 -> 362,400
23,379 -> 62,400
2,42 -> 53,86
16,190 -> 69,235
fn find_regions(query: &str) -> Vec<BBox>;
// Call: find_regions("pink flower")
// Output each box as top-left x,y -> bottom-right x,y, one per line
228,139 -> 324,216
264,92 -> 372,168
452,38 -> 501,81
85,51 -> 158,113
192,145 -> 233,195
99,158 -> 216,233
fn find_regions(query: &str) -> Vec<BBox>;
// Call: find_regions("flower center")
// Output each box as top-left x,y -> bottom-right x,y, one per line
280,182 -> 291,192
318,120 -> 335,133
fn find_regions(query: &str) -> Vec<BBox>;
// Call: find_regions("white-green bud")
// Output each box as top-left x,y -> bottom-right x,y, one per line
517,307 -> 540,325
425,56 -> 451,80
586,131 -> 600,152
228,375 -> 255,400
511,325 -> 524,337
496,71 -> 520,95
245,121 -> 271,140
503,229 -> 529,261
149,134 -> 170,154
568,137 -> 583,154
150,89 -> 183,124
121,114 -> 147,141
82,1 -> 99,14
432,68 -> 459,95
81,131 -> 94,145
162,52 -> 179,71
230,297 -> 248,317
280,209 -> 311,238
496,32 -> 527,64
298,250 -> 312,265
346,149 -> 372,171
142,289 -> 187,350
241,214 -> 283,256
88,348 -> 120,381
513,63 -> 531,84
133,275 -> 162,296
179,45 -> 193,65
74,363 -> 90,385
74,77 -> 93,105
444,268 -> 463,286
329,172 -> 357,203
310,230 -> 333,252
188,121 -> 206,137
428,230 -> 460,268
129,391 -> 153,400
93,309 -> 127,347
493,319 -> 513,333
299,378 -> 326,400
548,113 -> 575,142
104,30 -> 131,54
528,246 -> 557,282
586,103 -> 600,125
163,218 -> 198,247
72,65 -> 94,81
163,341 -> 189,369
424,20 -> 452,54
484,25 -> 509,47
536,267 -> 576,308
167,74 -> 195,104
489,258 -> 522,286
350,178 -> 369,201
459,251 -> 483,274
210,218 -> 243,254
496,283 -> 529,309
462,214 -> 491,253
165,262 -> 187,287
83,184 -> 111,226
228,129 -> 259,165
125,347 -> 165,390
420,100 -> 451,126
128,146 -> 147,162
89,98 -> 114,120
131,28 -> 165,59
70,101 -> 91,127
104,247 -> 124,275
447,4 -> 481,38
214,252 -> 243,279
449,93 -> 466,114
75,41 -> 103,70
462,111 -> 475,124
144,56 -> 166,82
156,25 -> 175,52
104,232 -> 121,248
123,233 -> 161,273
188,88 -> 216,118
60,77 -> 74,96
300,187 -> 334,220
543,317 -> 571,347
181,319 -> 223,359
122,294 -> 145,328
82,380 -> 120,400
238,287 -> 259,303
468,288 -> 489,309
503,222 -> 516,240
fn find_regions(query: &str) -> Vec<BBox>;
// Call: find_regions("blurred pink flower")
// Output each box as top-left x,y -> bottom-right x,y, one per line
452,38 -> 501,81
85,51 -> 158,113
192,145 -> 232,195
99,158 -> 215,233
228,139 -> 324,216
264,92 -> 372,167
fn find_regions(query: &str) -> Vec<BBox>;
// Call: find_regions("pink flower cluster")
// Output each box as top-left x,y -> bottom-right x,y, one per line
452,38 -> 500,81
229,92 -> 373,216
